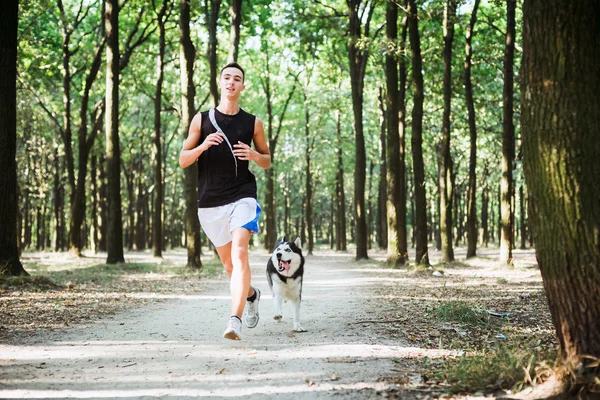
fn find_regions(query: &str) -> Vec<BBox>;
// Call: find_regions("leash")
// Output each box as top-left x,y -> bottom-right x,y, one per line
208,108 -> 238,178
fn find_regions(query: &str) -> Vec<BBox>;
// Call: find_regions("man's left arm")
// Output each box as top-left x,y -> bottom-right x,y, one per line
233,117 -> 271,169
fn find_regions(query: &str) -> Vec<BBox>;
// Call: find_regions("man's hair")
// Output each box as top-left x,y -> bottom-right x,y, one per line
220,62 -> 245,82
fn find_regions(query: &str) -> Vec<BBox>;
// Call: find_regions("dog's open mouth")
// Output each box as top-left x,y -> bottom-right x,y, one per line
278,260 -> 291,272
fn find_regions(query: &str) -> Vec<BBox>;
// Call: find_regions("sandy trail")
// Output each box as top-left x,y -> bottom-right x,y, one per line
0,249 -> 439,399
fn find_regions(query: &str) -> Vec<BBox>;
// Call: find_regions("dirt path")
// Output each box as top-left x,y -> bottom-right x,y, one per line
0,249 -> 462,399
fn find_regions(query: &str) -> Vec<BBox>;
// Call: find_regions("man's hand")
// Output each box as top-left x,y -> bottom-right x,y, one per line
202,132 -> 225,151
233,141 -> 257,161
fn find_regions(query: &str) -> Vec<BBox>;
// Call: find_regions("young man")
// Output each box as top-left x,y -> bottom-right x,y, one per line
179,62 -> 271,340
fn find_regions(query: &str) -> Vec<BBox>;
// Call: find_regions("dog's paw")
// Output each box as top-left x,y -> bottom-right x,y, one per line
274,315 -> 282,321
293,326 -> 307,332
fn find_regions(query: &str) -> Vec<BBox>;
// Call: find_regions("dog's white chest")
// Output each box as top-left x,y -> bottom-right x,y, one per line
272,276 -> 302,301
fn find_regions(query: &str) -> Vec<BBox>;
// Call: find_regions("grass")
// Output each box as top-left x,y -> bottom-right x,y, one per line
431,300 -> 490,326
436,342 -> 555,394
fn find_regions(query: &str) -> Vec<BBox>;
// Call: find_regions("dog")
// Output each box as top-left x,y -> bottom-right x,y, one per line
266,236 -> 306,332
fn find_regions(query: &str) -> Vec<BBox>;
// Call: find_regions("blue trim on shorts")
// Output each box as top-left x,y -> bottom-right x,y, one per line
242,204 -> 261,233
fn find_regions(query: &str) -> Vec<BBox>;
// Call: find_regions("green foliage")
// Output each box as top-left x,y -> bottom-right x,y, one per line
430,300 -> 490,326
438,343 -> 553,394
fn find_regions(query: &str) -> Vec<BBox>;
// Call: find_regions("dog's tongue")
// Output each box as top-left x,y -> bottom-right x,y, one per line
280,260 -> 291,271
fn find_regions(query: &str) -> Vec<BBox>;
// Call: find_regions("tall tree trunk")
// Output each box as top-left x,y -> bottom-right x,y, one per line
481,188 -> 488,246
499,0 -> 516,266
152,0 -> 169,258
519,183 -> 526,250
227,0 -> 242,63
207,0 -> 222,107
522,0 -> 600,385
179,0 -> 202,269
304,92 -> 314,255
347,0 -> 373,260
407,0 -> 429,265
439,0 -> 455,262
0,0 -> 26,275
98,155 -> 107,251
90,154 -> 98,253
260,46 -> 298,250
105,0 -> 125,264
465,0 -> 481,258
377,87 -> 387,250
52,147 -> 64,251
384,0 -> 403,263
335,110 -> 347,251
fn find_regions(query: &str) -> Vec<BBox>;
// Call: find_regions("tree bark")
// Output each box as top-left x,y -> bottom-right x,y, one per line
104,0 -> 125,264
465,0 -> 481,259
439,0 -> 455,263
152,0 -> 169,258
407,0 -> 429,265
377,87 -> 387,250
0,0 -> 26,276
499,0 -> 516,266
227,0 -> 242,63
335,110 -> 347,251
303,91 -> 314,255
522,0 -> 600,375
207,0 -> 222,107
347,0 -> 373,260
179,0 -> 202,269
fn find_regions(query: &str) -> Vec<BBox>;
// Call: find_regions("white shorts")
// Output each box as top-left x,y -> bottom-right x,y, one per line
197,197 -> 261,248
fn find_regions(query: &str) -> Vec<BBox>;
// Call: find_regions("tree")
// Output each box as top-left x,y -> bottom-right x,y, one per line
104,0 -> 125,264
407,0 -> 429,266
179,0 -> 202,269
152,0 -> 171,258
346,0 -> 375,260
227,0 -> 242,62
438,0 -> 456,263
522,0 -> 600,393
0,0 -> 27,276
499,0 -> 515,266
206,0 -> 222,106
465,0 -> 481,258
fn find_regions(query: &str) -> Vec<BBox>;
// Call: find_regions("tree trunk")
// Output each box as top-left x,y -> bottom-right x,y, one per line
52,147 -> 64,251
179,0 -> 202,269
384,1 -> 402,263
519,184 -> 526,250
304,92 -> 314,255
90,154 -> 98,253
522,0 -> 600,382
0,0 -> 26,276
98,155 -> 107,252
152,0 -> 169,258
347,0 -> 372,260
227,0 -> 242,63
377,87 -> 387,250
335,110 -> 347,251
481,188 -> 488,246
206,0 -> 222,107
465,0 -> 481,258
407,0 -> 429,265
439,0 -> 455,263
499,0 -> 516,266
104,0 -> 125,263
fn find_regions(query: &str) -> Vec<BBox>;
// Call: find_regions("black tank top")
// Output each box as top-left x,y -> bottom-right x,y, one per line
196,108 -> 257,208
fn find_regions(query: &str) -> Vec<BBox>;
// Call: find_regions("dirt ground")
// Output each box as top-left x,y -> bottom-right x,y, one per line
0,245 -> 554,399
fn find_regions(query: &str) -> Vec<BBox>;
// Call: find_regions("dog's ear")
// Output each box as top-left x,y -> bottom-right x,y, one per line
293,237 -> 302,249
275,236 -> 286,247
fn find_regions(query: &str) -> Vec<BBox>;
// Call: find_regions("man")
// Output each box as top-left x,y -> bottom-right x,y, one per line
179,62 -> 271,340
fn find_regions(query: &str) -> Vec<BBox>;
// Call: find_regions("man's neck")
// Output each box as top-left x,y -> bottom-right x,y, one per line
216,99 -> 240,115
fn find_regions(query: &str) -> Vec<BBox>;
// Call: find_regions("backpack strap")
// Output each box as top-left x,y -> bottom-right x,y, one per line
208,108 -> 238,178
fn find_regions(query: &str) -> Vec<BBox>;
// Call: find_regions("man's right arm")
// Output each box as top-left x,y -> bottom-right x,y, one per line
179,113 -> 203,169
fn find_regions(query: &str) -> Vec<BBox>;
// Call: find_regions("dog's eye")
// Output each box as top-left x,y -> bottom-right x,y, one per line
285,248 -> 291,252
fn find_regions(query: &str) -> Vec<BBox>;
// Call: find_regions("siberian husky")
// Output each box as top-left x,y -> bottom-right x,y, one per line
266,236 -> 306,332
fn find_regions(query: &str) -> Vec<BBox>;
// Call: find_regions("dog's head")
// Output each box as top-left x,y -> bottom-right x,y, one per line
271,236 -> 303,277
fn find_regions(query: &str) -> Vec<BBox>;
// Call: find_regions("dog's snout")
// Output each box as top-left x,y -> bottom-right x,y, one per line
276,252 -> 282,259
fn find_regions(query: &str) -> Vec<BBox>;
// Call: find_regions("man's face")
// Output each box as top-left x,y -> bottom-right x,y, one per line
219,67 -> 245,98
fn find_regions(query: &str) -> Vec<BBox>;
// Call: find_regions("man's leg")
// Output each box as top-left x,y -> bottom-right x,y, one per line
215,242 -> 254,303
229,227 -> 252,318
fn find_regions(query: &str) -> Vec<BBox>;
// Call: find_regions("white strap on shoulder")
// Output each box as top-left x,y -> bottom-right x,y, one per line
208,108 -> 238,178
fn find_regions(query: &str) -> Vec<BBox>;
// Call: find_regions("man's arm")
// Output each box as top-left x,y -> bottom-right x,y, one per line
179,113 -> 224,168
233,117 -> 271,169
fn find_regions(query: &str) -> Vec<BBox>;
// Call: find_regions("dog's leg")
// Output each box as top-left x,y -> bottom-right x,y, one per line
292,296 -> 306,332
273,288 -> 283,320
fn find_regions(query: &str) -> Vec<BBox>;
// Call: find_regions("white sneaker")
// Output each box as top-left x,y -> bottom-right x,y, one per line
243,288 -> 261,329
223,316 -> 242,340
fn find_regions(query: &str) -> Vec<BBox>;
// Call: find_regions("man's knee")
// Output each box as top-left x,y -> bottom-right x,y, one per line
231,245 -> 249,266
